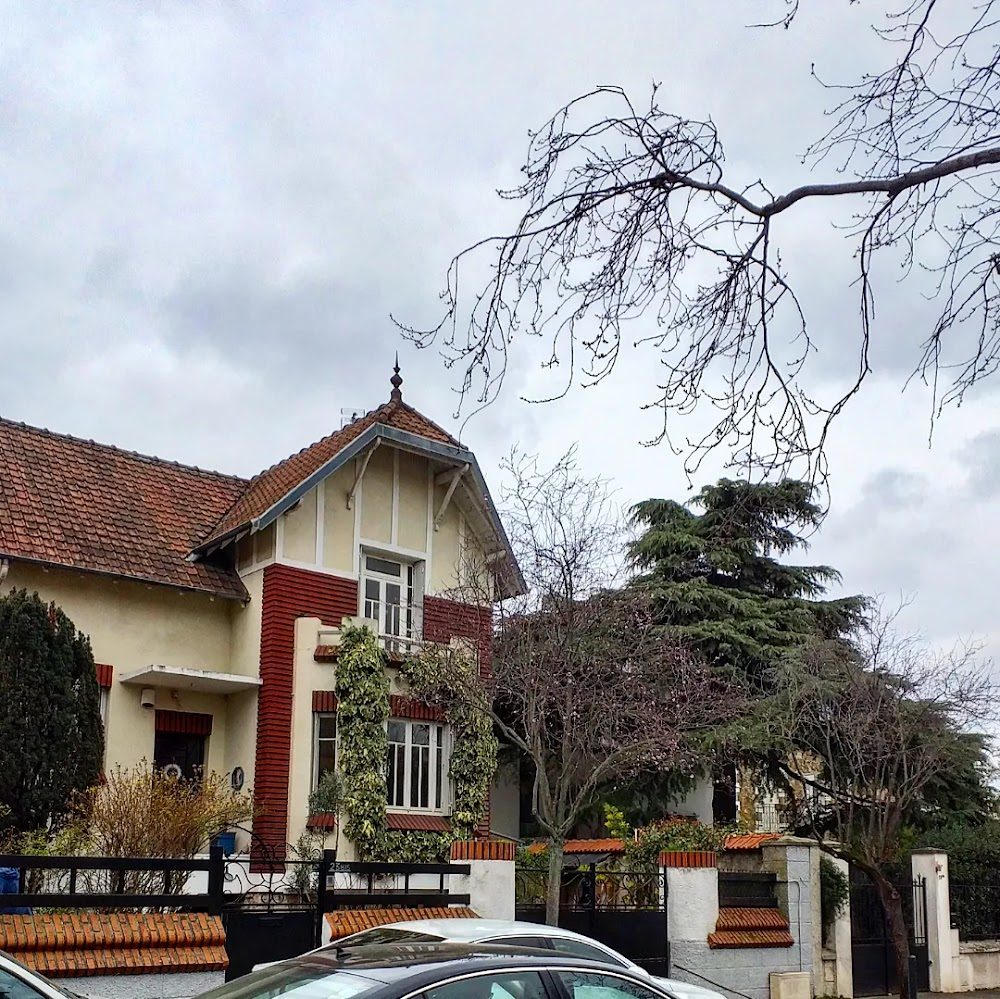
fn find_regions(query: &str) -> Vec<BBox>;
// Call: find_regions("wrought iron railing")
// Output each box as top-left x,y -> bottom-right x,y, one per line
515,866 -> 665,912
951,882 -> 1000,941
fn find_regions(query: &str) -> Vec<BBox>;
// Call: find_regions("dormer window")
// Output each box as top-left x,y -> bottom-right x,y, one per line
361,553 -> 423,653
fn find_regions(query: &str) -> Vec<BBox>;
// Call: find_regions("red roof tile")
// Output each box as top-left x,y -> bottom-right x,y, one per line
0,419 -> 247,600
724,833 -> 781,851
203,400 -> 460,546
385,813 -> 451,832
708,907 -> 793,949
325,907 -> 478,942
526,839 -> 626,855
0,913 -> 228,977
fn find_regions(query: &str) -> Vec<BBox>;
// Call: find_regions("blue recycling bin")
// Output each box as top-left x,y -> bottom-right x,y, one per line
214,832 -> 236,856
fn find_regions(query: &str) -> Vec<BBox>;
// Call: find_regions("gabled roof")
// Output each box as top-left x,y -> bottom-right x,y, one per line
200,398 -> 460,549
0,418 -> 248,600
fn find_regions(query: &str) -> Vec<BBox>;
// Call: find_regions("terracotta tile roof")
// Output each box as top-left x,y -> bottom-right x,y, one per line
0,418 -> 247,600
203,400 -> 461,547
526,839 -> 625,855
0,912 -> 228,977
385,813 -> 451,832
708,907 -> 794,949
724,833 -> 781,851
325,906 -> 478,942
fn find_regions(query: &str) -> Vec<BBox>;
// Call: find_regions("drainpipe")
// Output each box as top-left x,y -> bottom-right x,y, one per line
0,558 -> 8,585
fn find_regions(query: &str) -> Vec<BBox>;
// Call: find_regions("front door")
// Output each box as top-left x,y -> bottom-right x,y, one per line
154,731 -> 206,780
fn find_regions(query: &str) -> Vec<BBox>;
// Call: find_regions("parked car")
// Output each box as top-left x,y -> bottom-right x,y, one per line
252,919 -> 723,999
0,950 -> 85,999
213,941 -> 688,999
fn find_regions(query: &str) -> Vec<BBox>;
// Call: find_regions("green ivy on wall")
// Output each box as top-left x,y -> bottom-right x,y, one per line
333,625 -> 497,863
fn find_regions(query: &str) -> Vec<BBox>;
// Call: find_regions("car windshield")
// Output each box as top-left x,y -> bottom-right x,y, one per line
329,928 -> 445,948
197,961 -> 384,999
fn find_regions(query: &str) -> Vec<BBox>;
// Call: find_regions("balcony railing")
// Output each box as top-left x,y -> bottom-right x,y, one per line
316,626 -> 423,657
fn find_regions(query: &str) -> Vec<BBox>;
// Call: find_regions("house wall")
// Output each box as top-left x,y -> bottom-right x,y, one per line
0,561 -> 237,774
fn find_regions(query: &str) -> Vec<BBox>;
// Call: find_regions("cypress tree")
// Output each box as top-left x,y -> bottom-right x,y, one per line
0,589 -> 104,833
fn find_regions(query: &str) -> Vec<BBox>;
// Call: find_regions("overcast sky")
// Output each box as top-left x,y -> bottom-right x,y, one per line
2,1 -> 997,670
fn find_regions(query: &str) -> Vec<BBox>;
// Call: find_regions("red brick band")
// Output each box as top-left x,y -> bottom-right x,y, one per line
659,850 -> 717,868
312,690 -> 338,712
154,710 -> 213,736
450,840 -> 516,861
386,813 -> 451,832
254,564 -> 358,867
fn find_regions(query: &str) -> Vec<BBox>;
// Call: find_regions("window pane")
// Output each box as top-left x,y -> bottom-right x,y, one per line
555,971 -> 663,999
422,972 -> 549,999
318,715 -> 337,739
388,721 -> 406,743
317,740 -> 337,780
435,738 -> 444,810
548,939 -> 627,966
366,557 -> 401,576
412,723 -> 430,746
365,579 -> 380,599
0,969 -> 48,999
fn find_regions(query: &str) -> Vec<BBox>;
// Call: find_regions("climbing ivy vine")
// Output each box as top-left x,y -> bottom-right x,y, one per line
333,625 -> 497,863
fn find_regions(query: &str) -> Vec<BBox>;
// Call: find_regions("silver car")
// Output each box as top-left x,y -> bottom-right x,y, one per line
255,918 -> 724,999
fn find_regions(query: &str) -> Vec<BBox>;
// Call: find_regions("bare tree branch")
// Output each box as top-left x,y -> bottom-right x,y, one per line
400,2 -> 1000,481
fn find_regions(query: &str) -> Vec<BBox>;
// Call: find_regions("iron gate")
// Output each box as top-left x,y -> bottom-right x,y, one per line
850,873 -> 929,997
515,865 -> 669,976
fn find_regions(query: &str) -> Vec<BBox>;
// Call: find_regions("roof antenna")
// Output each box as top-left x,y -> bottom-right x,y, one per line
390,353 -> 403,403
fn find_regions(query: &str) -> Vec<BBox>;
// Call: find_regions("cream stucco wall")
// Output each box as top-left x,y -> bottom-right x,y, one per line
397,451 -> 429,553
430,489 -> 462,595
1,561 -> 240,774
283,487 -> 317,564
322,468 -> 355,574
359,446 -> 394,545
288,616 -> 347,856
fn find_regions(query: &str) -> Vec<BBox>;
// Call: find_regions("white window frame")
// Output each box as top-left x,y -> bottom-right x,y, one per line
98,687 -> 109,732
360,551 -> 424,652
385,718 -> 451,814
312,712 -> 338,791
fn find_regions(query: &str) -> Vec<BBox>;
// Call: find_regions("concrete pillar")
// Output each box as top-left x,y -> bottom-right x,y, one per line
659,851 -> 719,943
450,841 -> 515,919
912,848 -> 959,992
761,836 -> 816,993
827,855 -> 854,998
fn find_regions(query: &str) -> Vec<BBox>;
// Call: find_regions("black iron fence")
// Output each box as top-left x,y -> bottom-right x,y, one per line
950,882 -> 1000,941
718,871 -> 778,908
514,864 -> 669,977
0,845 -> 471,980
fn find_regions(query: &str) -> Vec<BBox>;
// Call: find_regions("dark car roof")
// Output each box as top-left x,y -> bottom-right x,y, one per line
264,942 -> 657,989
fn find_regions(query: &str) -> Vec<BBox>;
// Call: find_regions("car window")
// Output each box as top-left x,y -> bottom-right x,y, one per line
329,928 -> 444,948
545,939 -> 628,968
197,963 -> 383,999
421,971 -> 550,999
0,968 -> 48,999
555,971 -> 665,999
481,937 -> 553,951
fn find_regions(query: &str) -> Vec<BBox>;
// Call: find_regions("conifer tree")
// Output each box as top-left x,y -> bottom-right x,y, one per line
0,589 -> 104,833
629,479 -> 866,681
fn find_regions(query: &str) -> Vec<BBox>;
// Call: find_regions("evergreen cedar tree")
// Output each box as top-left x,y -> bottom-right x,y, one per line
628,479 -> 867,681
0,589 -> 104,833
606,479 -> 866,822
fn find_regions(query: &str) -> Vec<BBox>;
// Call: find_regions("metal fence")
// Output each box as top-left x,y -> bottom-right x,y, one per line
950,882 -> 1000,941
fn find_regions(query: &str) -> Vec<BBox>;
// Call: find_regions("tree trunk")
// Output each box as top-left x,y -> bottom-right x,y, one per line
869,868 -> 911,999
545,839 -> 564,926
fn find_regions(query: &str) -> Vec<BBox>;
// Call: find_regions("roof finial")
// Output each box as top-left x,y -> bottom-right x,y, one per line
390,353 -> 403,402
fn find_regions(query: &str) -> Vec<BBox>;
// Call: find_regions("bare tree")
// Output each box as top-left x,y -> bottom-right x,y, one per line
766,606 -> 997,999
407,449 -> 742,924
401,1 -> 1000,481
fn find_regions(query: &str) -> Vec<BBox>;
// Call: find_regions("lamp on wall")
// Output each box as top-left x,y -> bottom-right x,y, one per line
140,687 -> 156,709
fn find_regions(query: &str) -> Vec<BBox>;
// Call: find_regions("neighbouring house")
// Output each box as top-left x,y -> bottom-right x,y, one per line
0,365 -> 524,859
